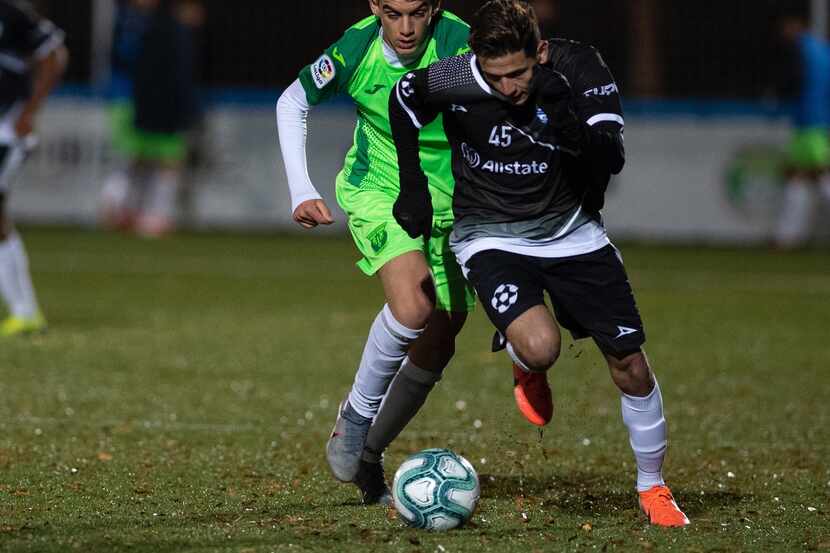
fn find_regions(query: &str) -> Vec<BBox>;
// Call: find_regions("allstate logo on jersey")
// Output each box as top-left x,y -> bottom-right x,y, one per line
536,107 -> 549,124
461,143 -> 481,168
311,54 -> 336,89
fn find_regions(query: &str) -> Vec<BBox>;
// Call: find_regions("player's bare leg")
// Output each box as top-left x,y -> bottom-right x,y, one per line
327,251 -> 433,502
607,350 -> 689,527
363,308 -> 466,459
504,305 -> 558,426
0,198 -> 45,337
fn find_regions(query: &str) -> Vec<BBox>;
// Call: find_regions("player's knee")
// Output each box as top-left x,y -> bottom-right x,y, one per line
389,293 -> 435,330
517,330 -> 560,372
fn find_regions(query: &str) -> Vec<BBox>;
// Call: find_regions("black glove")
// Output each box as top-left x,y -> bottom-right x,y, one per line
531,64 -> 589,153
393,180 -> 433,239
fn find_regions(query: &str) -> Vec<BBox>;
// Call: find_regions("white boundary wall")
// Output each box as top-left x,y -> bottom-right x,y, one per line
8,98 -> 824,243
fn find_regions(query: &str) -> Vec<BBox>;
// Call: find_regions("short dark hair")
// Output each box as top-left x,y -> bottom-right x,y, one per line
374,0 -> 443,10
469,0 -> 540,59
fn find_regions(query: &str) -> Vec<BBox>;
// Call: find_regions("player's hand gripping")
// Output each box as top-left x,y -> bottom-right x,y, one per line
393,181 -> 433,239
531,65 -> 574,119
293,199 -> 334,229
531,65 -> 586,151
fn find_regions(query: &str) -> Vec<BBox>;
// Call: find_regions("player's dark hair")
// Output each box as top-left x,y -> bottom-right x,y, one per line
469,0 -> 540,59
373,0 -> 443,10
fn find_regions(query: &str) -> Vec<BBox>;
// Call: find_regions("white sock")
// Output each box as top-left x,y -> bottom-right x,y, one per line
0,233 -> 38,318
506,341 -> 532,372
775,179 -> 814,247
348,304 -> 423,419
100,170 -> 131,211
0,235 -> 21,316
621,379 -> 667,492
151,171 -> 179,217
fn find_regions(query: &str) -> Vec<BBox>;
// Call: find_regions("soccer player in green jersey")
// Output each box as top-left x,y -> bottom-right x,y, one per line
276,0 -> 473,505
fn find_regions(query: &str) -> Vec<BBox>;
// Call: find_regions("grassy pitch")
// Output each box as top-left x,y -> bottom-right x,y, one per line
0,227 -> 828,552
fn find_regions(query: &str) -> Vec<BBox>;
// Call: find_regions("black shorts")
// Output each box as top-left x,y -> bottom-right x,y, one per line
464,244 -> 645,358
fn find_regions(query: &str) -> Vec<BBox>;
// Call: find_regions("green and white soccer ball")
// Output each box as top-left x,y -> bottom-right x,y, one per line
392,448 -> 480,531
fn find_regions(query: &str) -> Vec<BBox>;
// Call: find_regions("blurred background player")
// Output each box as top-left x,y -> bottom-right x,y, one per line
98,0 -> 155,231
276,0 -> 473,504
0,0 -> 67,337
774,10 -> 830,248
390,0 -> 688,527
99,0 -> 205,237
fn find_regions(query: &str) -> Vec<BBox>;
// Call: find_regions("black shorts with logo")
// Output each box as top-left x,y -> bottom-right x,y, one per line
464,244 -> 645,358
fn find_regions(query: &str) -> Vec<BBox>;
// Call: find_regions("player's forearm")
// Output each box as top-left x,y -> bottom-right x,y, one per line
276,79 -> 322,212
583,124 -> 625,175
389,88 -> 429,195
553,110 -> 624,175
21,46 -> 68,122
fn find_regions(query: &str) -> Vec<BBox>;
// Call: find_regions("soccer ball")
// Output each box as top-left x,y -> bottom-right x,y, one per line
392,448 -> 480,531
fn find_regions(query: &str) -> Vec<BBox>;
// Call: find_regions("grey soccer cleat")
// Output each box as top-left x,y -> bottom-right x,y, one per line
326,400 -> 372,482
354,459 -> 393,506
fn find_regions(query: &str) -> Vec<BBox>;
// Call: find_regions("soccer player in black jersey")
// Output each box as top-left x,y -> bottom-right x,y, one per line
389,0 -> 689,527
0,0 -> 67,337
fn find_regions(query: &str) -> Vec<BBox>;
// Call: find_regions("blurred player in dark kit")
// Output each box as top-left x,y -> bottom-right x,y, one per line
0,0 -> 67,337
391,0 -> 689,527
774,11 -> 830,247
100,0 -> 205,237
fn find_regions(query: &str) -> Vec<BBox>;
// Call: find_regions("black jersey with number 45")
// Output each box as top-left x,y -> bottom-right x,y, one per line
390,39 -> 624,243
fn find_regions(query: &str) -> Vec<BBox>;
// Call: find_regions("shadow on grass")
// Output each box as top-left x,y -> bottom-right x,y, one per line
480,472 -> 744,518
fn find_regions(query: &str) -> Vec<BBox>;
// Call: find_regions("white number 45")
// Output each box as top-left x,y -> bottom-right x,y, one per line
488,125 -> 512,148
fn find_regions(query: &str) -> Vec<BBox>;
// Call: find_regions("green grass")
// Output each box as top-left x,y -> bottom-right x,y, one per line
1,227 -> 828,552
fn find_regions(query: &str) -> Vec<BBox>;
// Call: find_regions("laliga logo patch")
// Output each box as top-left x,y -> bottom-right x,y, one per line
311,54 -> 336,89
461,143 -> 480,168
491,283 -> 519,314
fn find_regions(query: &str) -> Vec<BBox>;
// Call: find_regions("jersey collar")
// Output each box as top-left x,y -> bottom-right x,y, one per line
470,55 -> 495,95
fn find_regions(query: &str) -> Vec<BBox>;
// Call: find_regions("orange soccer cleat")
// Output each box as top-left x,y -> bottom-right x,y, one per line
638,485 -> 690,527
512,363 -> 553,427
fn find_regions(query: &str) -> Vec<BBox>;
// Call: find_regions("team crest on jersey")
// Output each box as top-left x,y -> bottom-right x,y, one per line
368,223 -> 388,254
536,107 -> 549,124
461,143 -> 481,168
311,54 -> 336,89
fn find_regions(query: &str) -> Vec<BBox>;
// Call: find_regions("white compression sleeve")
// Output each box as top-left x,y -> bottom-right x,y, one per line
621,379 -> 667,492
276,79 -> 322,213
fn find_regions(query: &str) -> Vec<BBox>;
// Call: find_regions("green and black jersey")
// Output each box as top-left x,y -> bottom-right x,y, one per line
297,11 -> 469,217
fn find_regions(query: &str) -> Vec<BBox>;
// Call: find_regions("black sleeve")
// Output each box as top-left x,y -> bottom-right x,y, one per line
541,44 -> 624,176
0,1 -> 64,59
564,47 -> 625,175
389,69 -> 440,198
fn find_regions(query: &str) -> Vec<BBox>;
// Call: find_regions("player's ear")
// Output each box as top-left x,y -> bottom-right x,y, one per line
369,0 -> 382,17
536,39 -> 550,65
